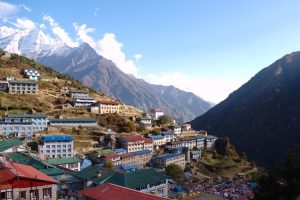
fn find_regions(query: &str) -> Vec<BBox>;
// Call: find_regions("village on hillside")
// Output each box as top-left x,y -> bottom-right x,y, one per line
0,53 -> 257,200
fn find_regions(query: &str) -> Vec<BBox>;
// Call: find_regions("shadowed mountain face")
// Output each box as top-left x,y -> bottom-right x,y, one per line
191,51 -> 300,167
37,43 -> 212,123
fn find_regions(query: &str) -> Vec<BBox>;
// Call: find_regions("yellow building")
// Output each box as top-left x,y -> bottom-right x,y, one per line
90,101 -> 120,114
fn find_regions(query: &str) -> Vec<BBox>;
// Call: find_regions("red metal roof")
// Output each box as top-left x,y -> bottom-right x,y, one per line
104,153 -> 121,160
143,138 -> 153,143
0,161 -> 59,184
97,101 -> 120,105
79,183 -> 168,200
120,153 -> 135,159
121,135 -> 153,144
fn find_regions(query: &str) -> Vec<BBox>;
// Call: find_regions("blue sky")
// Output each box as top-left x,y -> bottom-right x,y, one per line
1,0 -> 300,103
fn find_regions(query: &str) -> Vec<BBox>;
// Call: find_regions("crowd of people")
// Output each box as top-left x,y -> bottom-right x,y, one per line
186,177 -> 254,199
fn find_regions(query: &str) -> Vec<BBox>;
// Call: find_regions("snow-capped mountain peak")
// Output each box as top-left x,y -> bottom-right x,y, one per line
0,26 -> 72,59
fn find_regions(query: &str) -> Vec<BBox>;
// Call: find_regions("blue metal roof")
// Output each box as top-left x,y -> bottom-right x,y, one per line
7,114 -> 48,118
49,118 -> 97,123
133,149 -> 152,156
118,165 -> 139,171
156,153 -> 184,159
172,147 -> 188,152
161,131 -> 174,136
115,148 -> 126,153
41,135 -> 73,141
148,135 -> 164,140
191,151 -> 201,154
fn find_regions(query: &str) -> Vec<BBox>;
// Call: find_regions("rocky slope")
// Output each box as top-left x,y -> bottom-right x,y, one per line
191,51 -> 300,167
37,43 -> 212,123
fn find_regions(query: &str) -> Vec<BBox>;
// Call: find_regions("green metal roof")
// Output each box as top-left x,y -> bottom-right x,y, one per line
93,168 -> 169,188
71,165 -> 102,181
9,80 -> 38,84
48,156 -> 80,165
7,114 -> 48,118
6,152 -> 65,176
57,174 -> 82,183
0,137 -> 24,152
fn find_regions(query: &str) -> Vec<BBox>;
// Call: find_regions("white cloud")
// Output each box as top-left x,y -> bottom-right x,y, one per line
43,15 -> 78,47
19,4 -> 31,12
134,54 -> 143,62
0,1 -> 19,22
94,8 -> 100,16
73,23 -> 139,76
146,71 -> 245,103
12,18 -> 36,29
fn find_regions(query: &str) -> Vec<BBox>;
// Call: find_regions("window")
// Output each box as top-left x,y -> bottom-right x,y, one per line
1,191 -> 5,199
30,190 -> 38,200
43,188 -> 52,198
19,191 -> 26,199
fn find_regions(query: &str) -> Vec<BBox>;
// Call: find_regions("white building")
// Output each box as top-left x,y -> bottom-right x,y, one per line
140,115 -> 152,127
150,109 -> 164,120
38,135 -> 74,158
48,156 -> 81,171
161,131 -> 177,143
118,135 -> 153,153
148,135 -> 166,147
171,125 -> 181,136
0,137 -> 27,153
73,97 -> 96,107
205,135 -> 217,149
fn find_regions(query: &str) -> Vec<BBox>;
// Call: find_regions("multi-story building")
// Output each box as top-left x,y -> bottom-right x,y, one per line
73,97 -> 96,107
133,149 -> 152,168
205,135 -> 217,149
94,168 -> 169,198
103,150 -> 152,168
0,160 -> 58,200
102,153 -> 121,166
38,135 -> 74,158
119,135 -> 153,153
90,101 -> 120,114
69,89 -> 89,99
170,124 -> 181,136
140,115 -> 152,127
170,147 -> 191,163
161,131 -> 176,143
8,80 -> 38,94
0,81 -> 8,91
48,118 -> 98,127
148,135 -> 166,147
181,137 -> 197,149
0,114 -> 48,138
194,135 -> 206,149
191,150 -> 201,160
181,123 -> 192,132
155,153 -> 186,169
120,153 -> 136,166
165,141 -> 183,150
0,121 -> 35,138
150,109 -> 164,120
5,114 -> 48,131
